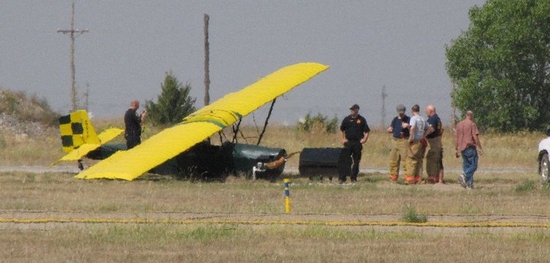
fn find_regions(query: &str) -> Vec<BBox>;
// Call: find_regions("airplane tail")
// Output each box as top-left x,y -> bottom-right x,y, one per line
53,110 -> 123,166
59,110 -> 100,153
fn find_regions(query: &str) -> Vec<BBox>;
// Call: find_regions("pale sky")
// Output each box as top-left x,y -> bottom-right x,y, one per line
1,0 -> 486,126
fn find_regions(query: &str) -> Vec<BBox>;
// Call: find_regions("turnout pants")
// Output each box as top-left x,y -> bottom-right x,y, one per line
405,140 -> 424,183
426,137 -> 442,181
388,137 -> 408,179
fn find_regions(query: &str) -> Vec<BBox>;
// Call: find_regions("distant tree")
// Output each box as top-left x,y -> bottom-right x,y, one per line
446,0 -> 550,132
297,112 -> 339,133
145,72 -> 196,126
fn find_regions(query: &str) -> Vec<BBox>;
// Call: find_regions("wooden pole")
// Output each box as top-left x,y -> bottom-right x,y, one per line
203,14 -> 210,106
57,2 -> 88,111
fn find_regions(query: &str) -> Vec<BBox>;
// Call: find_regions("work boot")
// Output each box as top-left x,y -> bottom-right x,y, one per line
427,176 -> 438,184
389,174 -> 398,181
405,175 -> 416,184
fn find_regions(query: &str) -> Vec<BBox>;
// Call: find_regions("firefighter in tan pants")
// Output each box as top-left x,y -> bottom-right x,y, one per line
425,105 -> 444,183
406,104 -> 427,184
387,104 -> 410,181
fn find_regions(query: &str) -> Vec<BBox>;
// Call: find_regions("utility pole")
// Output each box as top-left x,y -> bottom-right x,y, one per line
84,82 -> 90,111
57,2 -> 88,112
381,85 -> 387,128
203,14 -> 210,106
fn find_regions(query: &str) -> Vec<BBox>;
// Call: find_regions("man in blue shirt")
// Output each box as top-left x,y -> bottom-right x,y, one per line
387,104 -> 410,181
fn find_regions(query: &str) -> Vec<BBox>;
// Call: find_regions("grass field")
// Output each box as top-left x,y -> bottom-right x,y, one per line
1,122 -> 550,262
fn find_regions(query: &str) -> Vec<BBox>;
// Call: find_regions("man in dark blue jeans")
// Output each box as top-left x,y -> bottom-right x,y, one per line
338,104 -> 370,184
455,111 -> 483,189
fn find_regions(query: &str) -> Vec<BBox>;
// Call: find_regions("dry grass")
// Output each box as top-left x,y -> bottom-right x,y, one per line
2,171 -> 548,216
1,171 -> 550,262
1,119 -> 549,261
3,223 -> 550,262
0,125 -> 61,165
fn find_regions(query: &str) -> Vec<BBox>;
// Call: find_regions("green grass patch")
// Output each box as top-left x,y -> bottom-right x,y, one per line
515,180 -> 536,192
401,204 -> 428,223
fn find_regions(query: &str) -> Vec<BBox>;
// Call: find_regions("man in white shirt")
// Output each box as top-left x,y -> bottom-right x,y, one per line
406,104 -> 427,184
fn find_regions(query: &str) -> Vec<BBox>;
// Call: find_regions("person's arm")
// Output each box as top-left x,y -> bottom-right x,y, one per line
387,118 -> 394,133
473,124 -> 483,155
361,131 -> 369,144
140,110 -> 147,125
339,130 -> 347,144
426,124 -> 435,137
423,125 -> 431,138
474,134 -> 482,155
455,125 -> 460,158
409,125 -> 416,142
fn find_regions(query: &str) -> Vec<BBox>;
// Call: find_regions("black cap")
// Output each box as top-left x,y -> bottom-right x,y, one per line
350,104 -> 360,110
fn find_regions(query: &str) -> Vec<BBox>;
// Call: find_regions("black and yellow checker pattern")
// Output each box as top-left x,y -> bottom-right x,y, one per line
59,110 -> 100,153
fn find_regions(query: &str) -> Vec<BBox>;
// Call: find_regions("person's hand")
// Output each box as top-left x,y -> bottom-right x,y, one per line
387,126 -> 393,133
420,138 -> 428,148
360,138 -> 366,144
342,138 -> 348,145
401,122 -> 409,129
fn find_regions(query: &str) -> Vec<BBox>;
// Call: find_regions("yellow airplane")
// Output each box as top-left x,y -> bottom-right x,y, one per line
53,62 -> 329,180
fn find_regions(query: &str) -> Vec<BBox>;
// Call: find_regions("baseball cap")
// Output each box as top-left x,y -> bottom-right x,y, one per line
350,104 -> 360,110
396,104 -> 406,114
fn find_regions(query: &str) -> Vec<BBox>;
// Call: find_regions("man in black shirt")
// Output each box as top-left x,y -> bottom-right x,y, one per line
338,104 -> 370,184
425,104 -> 443,183
124,100 -> 146,149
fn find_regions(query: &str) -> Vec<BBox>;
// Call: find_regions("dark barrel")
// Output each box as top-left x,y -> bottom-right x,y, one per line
299,148 -> 342,178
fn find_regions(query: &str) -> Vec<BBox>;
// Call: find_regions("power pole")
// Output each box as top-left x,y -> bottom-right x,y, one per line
381,85 -> 387,128
84,82 -> 90,111
203,14 -> 210,106
57,2 -> 88,112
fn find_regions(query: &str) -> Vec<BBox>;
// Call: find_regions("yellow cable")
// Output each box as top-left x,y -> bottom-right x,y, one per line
0,218 -> 549,228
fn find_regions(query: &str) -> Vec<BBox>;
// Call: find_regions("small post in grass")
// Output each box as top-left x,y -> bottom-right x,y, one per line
284,178 -> 291,213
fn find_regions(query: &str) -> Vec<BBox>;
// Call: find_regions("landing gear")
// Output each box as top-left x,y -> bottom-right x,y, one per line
77,159 -> 84,171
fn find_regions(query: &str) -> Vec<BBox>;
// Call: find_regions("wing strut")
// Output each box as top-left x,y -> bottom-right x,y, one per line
257,98 -> 276,145
231,118 -> 243,143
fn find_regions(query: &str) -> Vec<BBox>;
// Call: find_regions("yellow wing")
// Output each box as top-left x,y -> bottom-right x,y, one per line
76,62 -> 329,180
97,128 -> 124,144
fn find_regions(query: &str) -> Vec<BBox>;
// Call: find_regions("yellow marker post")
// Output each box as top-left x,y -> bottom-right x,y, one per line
284,178 -> 291,213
